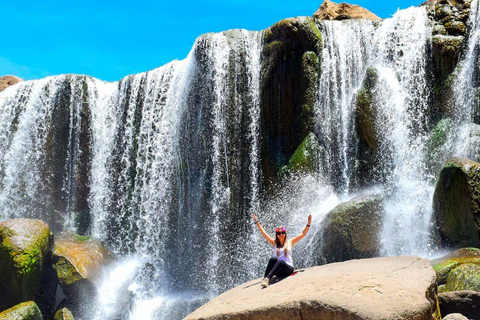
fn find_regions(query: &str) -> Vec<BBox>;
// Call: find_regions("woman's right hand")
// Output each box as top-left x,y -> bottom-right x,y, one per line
252,214 -> 258,222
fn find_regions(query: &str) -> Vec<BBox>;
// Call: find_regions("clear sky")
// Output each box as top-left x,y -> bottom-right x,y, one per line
0,0 -> 424,82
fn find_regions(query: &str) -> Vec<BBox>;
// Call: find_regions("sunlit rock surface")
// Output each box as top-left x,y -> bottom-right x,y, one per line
185,257 -> 439,320
313,0 -> 381,21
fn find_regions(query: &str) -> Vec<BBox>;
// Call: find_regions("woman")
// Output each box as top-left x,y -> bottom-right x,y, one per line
252,213 -> 312,288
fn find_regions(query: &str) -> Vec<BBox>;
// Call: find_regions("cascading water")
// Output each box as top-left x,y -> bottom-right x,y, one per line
372,7 -> 436,256
316,19 -> 376,192
449,0 -> 480,158
1,2 -> 480,319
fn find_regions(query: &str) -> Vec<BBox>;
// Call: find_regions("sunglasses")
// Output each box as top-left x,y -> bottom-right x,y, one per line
276,232 -> 286,235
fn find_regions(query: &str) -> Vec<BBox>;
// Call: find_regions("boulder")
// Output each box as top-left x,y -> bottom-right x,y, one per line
313,0 -> 381,21
52,232 -> 115,315
53,308 -> 75,320
185,257 -> 440,320
0,219 -> 54,311
443,314 -> 469,320
0,75 -> 23,92
433,158 -> 480,247
261,17 -> 322,184
438,290 -> 480,320
319,194 -> 383,263
445,263 -> 480,291
431,247 -> 480,284
0,301 -> 43,320
432,35 -> 464,81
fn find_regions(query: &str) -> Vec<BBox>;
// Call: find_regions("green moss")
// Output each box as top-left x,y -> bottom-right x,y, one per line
53,308 -> 75,320
308,18 -> 322,42
0,301 -> 43,320
73,234 -> 91,242
445,263 -> 480,291
53,257 -> 83,286
426,118 -> 452,169
283,132 -> 320,174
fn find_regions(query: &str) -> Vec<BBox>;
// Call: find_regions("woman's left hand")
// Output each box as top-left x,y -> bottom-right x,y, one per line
307,214 -> 312,225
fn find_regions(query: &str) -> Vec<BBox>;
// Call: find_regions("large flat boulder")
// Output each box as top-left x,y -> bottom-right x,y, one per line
185,257 -> 440,320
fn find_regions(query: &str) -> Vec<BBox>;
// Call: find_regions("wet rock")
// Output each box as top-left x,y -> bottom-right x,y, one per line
52,232 -> 115,315
432,35 -> 464,81
444,20 -> 467,35
438,290 -> 480,320
426,118 -> 453,174
0,301 -> 43,320
313,0 -> 381,21
0,75 -> 23,92
319,194 -> 383,263
445,263 -> 480,291
0,219 -> 54,311
431,247 -> 480,284
53,308 -> 75,320
433,158 -> 480,247
261,17 -> 322,184
185,257 -> 440,320
281,132 -> 322,175
354,67 -> 381,186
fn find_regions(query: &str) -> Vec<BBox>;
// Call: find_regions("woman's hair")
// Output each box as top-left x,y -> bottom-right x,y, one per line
275,226 -> 288,258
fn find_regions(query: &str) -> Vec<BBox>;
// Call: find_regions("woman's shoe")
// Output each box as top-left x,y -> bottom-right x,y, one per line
261,277 -> 269,288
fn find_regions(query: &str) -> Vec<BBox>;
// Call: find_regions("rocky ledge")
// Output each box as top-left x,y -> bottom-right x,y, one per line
313,0 -> 381,21
0,75 -> 23,92
185,257 -> 440,320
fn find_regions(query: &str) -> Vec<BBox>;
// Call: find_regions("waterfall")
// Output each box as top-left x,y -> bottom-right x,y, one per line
371,7 -> 435,256
450,0 -> 480,159
316,19 -> 376,192
1,2 -> 480,319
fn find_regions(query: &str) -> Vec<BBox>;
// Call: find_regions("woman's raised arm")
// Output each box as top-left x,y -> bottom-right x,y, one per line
291,214 -> 312,246
252,214 -> 275,246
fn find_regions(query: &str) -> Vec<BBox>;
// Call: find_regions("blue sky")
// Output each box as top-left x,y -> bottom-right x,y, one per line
0,0 -> 423,82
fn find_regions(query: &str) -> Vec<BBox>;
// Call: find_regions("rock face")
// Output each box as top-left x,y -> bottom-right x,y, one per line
281,132 -> 322,175
433,158 -> 480,247
443,314 -> 469,320
313,0 -> 381,21
0,301 -> 43,320
261,17 -> 322,184
52,232 -> 115,315
0,75 -> 23,92
0,219 -> 54,311
320,194 -> 383,263
438,290 -> 480,320
185,257 -> 440,320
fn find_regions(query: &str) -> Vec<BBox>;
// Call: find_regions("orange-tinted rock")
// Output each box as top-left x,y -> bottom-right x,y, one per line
313,0 -> 381,21
0,75 -> 23,92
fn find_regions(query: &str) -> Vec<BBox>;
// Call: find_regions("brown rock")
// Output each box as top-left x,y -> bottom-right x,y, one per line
443,314 -> 469,320
313,0 -> 381,21
438,290 -> 480,320
0,75 -> 23,92
185,257 -> 440,320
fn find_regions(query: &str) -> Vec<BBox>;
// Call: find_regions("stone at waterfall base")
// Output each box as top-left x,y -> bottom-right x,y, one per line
185,257 -> 439,320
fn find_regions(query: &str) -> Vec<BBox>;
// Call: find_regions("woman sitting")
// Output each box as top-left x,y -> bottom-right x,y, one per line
252,213 -> 312,288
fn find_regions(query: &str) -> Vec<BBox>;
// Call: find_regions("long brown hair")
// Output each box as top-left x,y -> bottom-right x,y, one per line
275,229 -> 288,258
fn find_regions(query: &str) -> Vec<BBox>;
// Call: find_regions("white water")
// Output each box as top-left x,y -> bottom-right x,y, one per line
0,3 -> 479,319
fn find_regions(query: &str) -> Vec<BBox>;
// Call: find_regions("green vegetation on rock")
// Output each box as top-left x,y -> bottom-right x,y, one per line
445,263 -> 480,291
0,219 -> 53,311
0,301 -> 43,320
355,67 -> 379,151
431,247 -> 480,285
319,194 -> 384,263
53,308 -> 75,320
282,132 -> 321,175
426,118 -> 452,173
